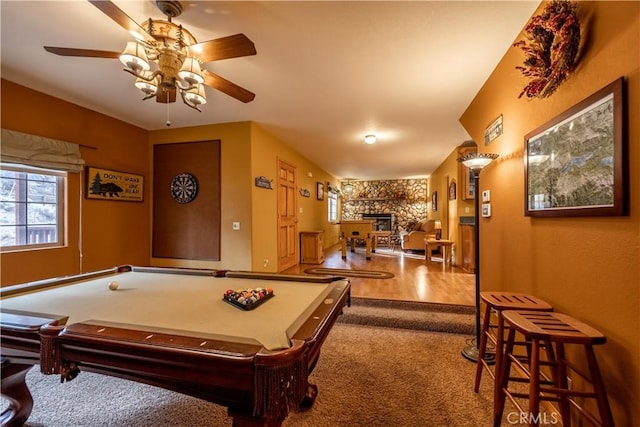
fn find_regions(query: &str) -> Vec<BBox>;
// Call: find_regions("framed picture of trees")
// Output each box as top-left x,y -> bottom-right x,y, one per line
524,78 -> 626,217
86,167 -> 144,202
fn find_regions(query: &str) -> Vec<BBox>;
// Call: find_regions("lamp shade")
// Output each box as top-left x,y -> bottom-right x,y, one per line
134,71 -> 158,95
184,84 -> 207,106
179,57 -> 205,85
457,152 -> 499,172
119,42 -> 150,71
434,220 -> 442,240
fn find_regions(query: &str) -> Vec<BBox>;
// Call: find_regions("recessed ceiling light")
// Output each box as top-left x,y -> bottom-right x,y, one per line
364,134 -> 377,144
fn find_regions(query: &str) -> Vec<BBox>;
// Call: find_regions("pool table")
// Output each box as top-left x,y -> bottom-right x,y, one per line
0,266 -> 351,427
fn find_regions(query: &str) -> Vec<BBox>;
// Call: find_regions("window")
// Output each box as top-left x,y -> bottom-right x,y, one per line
328,191 -> 338,222
0,164 -> 65,250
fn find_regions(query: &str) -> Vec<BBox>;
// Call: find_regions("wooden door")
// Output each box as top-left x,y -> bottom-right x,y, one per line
277,160 -> 298,271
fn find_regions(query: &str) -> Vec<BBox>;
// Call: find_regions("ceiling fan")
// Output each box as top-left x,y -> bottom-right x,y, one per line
44,0 -> 256,113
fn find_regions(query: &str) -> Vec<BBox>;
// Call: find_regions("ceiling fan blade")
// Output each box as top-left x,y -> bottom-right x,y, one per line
203,70 -> 255,103
88,0 -> 156,44
44,46 -> 121,59
156,87 -> 177,104
190,34 -> 256,62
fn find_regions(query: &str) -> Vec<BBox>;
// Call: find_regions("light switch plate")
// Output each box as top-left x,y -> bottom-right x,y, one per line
482,190 -> 491,202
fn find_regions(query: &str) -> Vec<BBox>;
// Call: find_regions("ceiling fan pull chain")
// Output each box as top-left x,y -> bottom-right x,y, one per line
166,96 -> 171,127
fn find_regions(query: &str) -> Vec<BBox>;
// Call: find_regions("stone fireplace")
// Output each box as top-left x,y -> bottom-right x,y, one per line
341,179 -> 427,245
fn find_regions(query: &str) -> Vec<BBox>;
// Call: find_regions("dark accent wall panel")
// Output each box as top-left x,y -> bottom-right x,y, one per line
153,141 -> 221,260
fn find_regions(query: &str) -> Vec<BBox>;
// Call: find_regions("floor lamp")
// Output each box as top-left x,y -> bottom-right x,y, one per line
457,151 -> 498,363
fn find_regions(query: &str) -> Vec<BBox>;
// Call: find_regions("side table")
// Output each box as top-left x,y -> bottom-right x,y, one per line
371,231 -> 392,248
425,239 -> 454,264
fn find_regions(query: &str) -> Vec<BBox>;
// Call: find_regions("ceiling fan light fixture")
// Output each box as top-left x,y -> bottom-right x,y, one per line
43,0 -> 257,118
364,134 -> 377,144
183,84 -> 207,107
343,183 -> 354,194
134,71 -> 158,95
178,57 -> 205,86
119,41 -> 150,71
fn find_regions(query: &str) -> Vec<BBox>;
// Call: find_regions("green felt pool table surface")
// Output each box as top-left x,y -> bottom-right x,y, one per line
1,266 -> 344,351
0,266 -> 351,427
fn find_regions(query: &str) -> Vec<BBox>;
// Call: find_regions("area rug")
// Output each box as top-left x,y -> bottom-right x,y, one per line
304,267 -> 394,279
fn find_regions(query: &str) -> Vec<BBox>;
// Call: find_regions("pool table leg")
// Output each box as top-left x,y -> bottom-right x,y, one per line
0,362 -> 34,427
300,382 -> 318,407
228,382 -> 318,427
228,411 -> 282,427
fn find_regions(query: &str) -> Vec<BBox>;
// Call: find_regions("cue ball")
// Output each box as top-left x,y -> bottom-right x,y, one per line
108,281 -> 119,290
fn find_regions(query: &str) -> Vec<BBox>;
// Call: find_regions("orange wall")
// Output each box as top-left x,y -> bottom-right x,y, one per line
148,122 -> 254,271
428,146 -> 476,265
1,81 -> 337,282
1,80 -> 150,285
459,1 -> 640,423
250,123 -> 340,272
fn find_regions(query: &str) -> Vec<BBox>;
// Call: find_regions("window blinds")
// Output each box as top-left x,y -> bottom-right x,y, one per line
1,128 -> 85,172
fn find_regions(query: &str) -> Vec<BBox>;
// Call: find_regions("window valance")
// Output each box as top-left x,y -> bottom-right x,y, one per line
1,128 -> 85,172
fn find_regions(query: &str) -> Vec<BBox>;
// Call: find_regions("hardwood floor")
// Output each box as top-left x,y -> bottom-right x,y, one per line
283,243 -> 475,306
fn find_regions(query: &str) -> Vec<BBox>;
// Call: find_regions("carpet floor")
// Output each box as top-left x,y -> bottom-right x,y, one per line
5,299 -> 518,426
340,297 -> 476,335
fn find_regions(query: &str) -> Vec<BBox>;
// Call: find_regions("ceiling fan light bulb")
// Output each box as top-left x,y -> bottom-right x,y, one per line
179,57 -> 205,85
119,42 -> 150,71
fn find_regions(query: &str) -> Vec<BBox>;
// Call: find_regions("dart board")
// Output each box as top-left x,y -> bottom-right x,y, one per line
170,173 -> 198,204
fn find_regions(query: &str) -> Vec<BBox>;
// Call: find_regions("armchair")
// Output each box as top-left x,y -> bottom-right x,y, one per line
399,219 -> 437,251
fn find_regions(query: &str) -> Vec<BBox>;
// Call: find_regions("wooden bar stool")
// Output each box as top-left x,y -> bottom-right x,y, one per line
474,292 -> 553,393
495,311 -> 614,427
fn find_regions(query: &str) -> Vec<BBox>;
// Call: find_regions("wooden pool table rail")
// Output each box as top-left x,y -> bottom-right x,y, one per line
0,265 -> 226,298
0,267 -> 351,427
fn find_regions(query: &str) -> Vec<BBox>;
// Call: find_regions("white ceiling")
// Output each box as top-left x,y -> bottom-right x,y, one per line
0,1 -> 539,180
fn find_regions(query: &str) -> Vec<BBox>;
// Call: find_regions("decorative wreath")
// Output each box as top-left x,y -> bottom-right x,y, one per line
513,0 -> 581,99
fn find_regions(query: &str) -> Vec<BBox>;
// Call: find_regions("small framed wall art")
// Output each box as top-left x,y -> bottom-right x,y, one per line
316,181 -> 324,201
448,180 -> 457,200
86,167 -> 143,202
